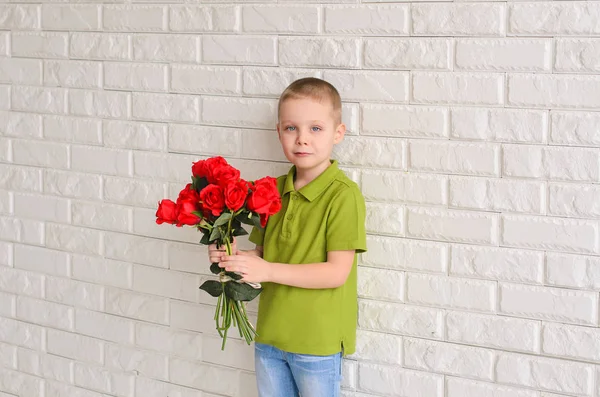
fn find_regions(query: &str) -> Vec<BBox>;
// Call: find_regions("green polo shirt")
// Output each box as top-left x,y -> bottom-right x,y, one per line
248,160 -> 367,356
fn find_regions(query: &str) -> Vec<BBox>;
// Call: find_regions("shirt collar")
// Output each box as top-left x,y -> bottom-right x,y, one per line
282,160 -> 340,202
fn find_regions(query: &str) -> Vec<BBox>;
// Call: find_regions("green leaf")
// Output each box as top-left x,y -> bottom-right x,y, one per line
210,263 -> 221,275
251,214 -> 263,229
200,231 -> 211,245
192,176 -> 209,192
209,226 -> 221,241
235,210 -> 254,226
214,212 -> 232,227
231,227 -> 248,237
225,271 -> 242,281
200,280 -> 223,297
224,282 -> 262,302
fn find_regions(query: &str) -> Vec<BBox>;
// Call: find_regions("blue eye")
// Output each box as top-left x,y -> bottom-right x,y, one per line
285,126 -> 296,131
311,126 -> 321,132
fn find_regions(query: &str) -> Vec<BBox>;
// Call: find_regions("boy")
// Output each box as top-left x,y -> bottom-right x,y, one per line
209,77 -> 367,397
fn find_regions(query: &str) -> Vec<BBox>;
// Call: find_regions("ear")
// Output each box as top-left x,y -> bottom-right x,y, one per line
333,123 -> 346,144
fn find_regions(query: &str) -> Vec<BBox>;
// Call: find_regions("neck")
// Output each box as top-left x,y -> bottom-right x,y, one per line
293,161 -> 331,190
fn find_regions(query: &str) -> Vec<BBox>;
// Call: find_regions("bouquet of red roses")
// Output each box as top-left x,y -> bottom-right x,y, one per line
155,156 -> 281,349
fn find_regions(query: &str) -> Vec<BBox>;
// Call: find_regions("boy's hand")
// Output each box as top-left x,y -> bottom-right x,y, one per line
219,251 -> 271,284
208,237 -> 237,264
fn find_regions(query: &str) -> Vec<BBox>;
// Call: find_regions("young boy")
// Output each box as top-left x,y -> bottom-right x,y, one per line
209,77 -> 367,397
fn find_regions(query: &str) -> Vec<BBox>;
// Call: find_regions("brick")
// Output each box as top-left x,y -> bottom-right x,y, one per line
355,329 -> 402,365
546,253 -> 600,290
72,254 -> 132,289
509,74 -> 600,109
169,357 -> 240,396
549,183 -> 600,219
74,200 -> 131,233
239,129 -> 287,162
106,344 -> 168,381
17,296 -> 73,330
0,33 -> 6,56
0,58 -> 42,85
74,361 -> 133,397
132,152 -> 197,182
75,309 -> 134,345
12,32 -> 68,58
45,276 -> 104,311
104,230 -> 164,269
413,72 -> 504,105
0,111 -> 42,138
169,123 -> 240,156
12,85 -> 66,114
71,145 -> 131,176
447,377 -> 539,397
69,89 -> 129,119
413,3 -> 504,36
0,317 -> 43,350
104,176 -> 165,208
135,322 -> 202,360
42,5 -> 100,30
325,5 -> 408,34
15,193 -> 70,223
167,241 -> 210,276
17,348 -> 72,384
106,287 -> 168,325
407,273 -> 496,312
171,65 -> 240,95
0,367 -> 42,397
170,5 -> 238,32
103,5 -> 166,31
135,377 -> 203,397
12,139 -> 66,169
170,301 -> 219,334
14,244 -> 69,277
45,223 -> 102,256
362,104 -> 443,139
358,266 -> 404,302
242,68 -> 319,97
450,107 -> 547,143
509,3 -> 600,36
0,216 -> 44,246
0,190 -> 10,215
496,352 -> 593,395
501,215 -> 598,254
358,362 -> 443,397
555,39 -> 600,73
335,137 -> 404,169
499,283 -> 598,325
133,34 -> 197,62
104,62 -> 167,92
456,39 -> 551,72
44,60 -> 101,89
361,170 -> 446,206
202,96 -> 276,128
0,5 -> 40,29
0,342 -> 15,369
550,111 -> 600,147
405,338 -> 494,380
324,70 -> 408,102
70,33 -> 130,61
365,202 -> 404,235
46,381 -> 111,397
446,311 -> 540,353
503,145 -> 599,182
133,92 -> 199,123
202,335 -> 255,371
132,264 -> 199,302
0,291 -> 13,317
358,299 -> 442,339
449,177 -> 543,214
243,5 -> 318,33
280,37 -> 359,68
0,241 -> 13,267
542,323 -> 600,362
0,138 -> 10,163
364,38 -> 450,70
104,120 -> 166,151
204,35 -> 276,65
43,115 -> 102,145
450,244 -> 542,284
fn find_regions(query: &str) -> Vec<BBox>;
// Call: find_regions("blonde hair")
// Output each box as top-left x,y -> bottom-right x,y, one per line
278,77 -> 342,124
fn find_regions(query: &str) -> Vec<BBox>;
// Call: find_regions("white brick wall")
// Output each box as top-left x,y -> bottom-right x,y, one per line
1,1 -> 600,396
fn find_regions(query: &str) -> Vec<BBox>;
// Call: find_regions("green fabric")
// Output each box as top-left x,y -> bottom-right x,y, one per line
249,160 -> 367,356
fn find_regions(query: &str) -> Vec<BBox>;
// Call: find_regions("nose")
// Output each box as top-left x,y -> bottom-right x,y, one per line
296,128 -> 309,145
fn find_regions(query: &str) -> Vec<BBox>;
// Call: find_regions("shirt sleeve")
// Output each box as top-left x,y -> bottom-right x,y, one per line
326,186 -> 367,253
248,225 -> 265,247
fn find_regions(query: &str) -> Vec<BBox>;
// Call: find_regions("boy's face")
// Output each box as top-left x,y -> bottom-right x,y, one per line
277,97 -> 345,178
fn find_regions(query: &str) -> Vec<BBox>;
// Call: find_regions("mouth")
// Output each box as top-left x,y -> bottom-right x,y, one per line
294,152 -> 311,156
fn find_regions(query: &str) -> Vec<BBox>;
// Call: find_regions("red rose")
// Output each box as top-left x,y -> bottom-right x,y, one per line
192,160 -> 208,179
200,184 -> 226,217
247,177 -> 281,226
192,156 -> 228,182
212,164 -> 241,187
178,183 -> 199,202
176,199 -> 201,226
224,180 -> 249,211
156,199 -> 178,225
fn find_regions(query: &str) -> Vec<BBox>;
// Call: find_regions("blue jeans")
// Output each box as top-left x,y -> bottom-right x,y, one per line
254,342 -> 342,397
